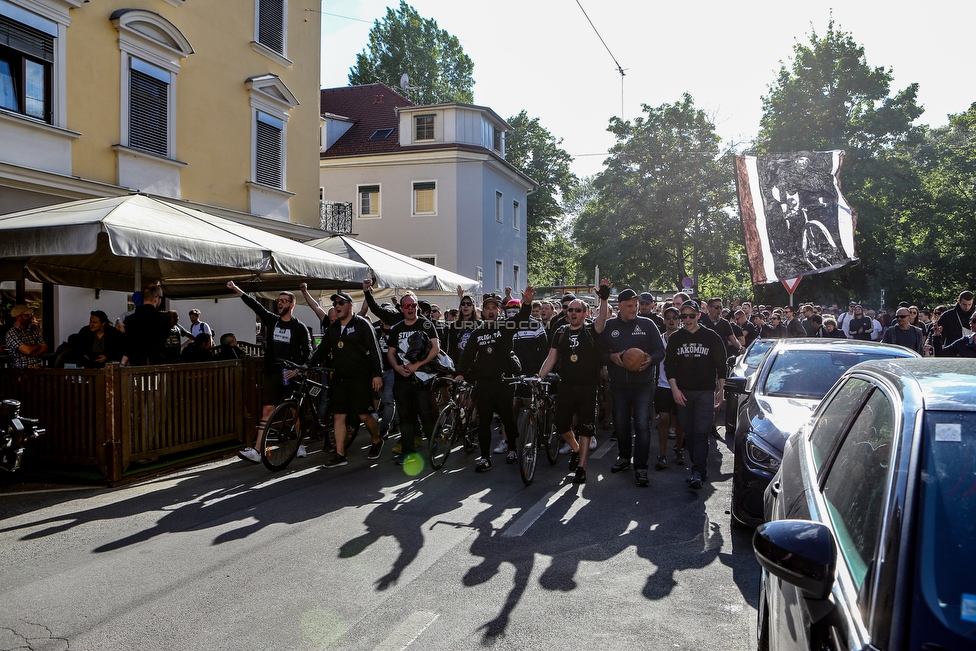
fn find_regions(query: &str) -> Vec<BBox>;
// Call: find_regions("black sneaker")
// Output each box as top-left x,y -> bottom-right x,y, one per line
655,454 -> 668,470
323,454 -> 347,468
674,449 -> 685,466
475,457 -> 492,472
635,468 -> 649,486
610,457 -> 630,473
573,467 -> 586,484
569,451 -> 580,471
710,427 -> 722,439
689,471 -> 703,490
367,440 -> 384,460
394,453 -> 408,466
505,450 -> 518,464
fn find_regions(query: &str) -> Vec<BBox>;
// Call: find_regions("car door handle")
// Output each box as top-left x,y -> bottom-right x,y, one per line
770,480 -> 781,497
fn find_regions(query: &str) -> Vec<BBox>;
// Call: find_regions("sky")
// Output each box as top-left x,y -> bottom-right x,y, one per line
319,0 -> 976,180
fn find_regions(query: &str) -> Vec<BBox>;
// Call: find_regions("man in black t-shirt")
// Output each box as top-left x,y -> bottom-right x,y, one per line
386,291 -> 441,464
227,281 -> 312,463
537,283 -> 610,484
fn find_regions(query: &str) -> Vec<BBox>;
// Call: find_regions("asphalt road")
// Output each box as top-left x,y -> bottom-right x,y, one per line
0,423 -> 760,651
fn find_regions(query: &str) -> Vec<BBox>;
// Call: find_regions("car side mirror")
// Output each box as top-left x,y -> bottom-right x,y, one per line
753,520 -> 836,601
726,376 -> 747,394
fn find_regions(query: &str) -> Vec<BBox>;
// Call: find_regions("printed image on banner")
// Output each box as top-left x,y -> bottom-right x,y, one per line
734,150 -> 857,284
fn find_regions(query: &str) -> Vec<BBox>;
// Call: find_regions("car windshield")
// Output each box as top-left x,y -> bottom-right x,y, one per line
744,340 -> 773,368
763,350 -> 911,399
917,411 -> 976,641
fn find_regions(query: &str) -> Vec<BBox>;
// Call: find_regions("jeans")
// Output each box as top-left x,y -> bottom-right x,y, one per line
611,383 -> 654,470
675,389 -> 714,477
379,369 -> 398,433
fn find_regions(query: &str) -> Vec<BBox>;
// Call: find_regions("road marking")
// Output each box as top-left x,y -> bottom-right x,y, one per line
372,610 -> 438,651
590,439 -> 615,459
502,484 -> 572,537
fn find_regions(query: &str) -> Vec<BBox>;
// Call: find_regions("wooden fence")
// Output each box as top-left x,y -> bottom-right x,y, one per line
0,357 -> 264,483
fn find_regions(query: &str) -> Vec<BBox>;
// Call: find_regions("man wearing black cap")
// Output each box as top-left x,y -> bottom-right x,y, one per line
456,287 -> 535,472
311,291 -> 385,468
638,292 -> 665,333
600,287 -> 666,487
227,281 -> 313,463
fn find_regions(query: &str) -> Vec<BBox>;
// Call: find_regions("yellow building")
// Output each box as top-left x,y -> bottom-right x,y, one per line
0,0 -> 321,227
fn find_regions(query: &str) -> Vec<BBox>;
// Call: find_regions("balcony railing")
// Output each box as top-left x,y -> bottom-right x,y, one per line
319,201 -> 354,233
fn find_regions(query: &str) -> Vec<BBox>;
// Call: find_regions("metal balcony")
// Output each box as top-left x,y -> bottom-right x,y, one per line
319,201 -> 354,233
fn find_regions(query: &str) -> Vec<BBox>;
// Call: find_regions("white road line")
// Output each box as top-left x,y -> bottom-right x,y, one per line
372,610 -> 439,651
501,484 -> 572,537
590,439 -> 616,459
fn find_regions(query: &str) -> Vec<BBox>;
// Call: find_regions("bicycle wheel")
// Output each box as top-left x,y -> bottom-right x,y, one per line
519,413 -> 538,486
543,408 -> 560,465
461,405 -> 478,453
429,403 -> 457,470
262,401 -> 301,471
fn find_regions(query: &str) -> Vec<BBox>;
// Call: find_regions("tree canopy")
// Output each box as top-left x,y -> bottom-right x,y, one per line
348,1 -> 474,105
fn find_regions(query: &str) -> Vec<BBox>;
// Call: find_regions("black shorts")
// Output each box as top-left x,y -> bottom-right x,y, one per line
554,383 -> 597,438
329,375 -> 374,416
654,386 -> 677,415
261,373 -> 285,408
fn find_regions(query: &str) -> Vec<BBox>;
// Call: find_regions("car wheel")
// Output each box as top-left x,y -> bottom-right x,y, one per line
730,478 -> 751,529
757,581 -> 770,651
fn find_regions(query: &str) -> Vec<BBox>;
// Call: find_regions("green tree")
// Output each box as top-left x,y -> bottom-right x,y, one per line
348,1 -> 474,105
754,18 -> 924,307
504,111 -> 578,284
573,93 -> 736,293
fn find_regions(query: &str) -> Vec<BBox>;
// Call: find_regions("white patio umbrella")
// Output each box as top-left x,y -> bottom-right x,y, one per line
0,195 -> 369,297
306,235 -> 480,294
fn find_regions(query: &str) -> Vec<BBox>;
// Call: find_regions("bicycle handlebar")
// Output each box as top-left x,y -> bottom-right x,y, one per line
282,360 -> 333,373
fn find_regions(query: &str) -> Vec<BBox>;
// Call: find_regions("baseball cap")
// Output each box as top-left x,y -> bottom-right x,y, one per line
561,293 -> 577,303
662,305 -> 679,317
617,288 -> 638,302
638,292 -> 654,303
482,293 -> 503,307
11,305 -> 35,317
330,292 -> 353,303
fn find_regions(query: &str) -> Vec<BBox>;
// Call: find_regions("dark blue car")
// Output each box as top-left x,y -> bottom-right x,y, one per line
755,358 -> 976,650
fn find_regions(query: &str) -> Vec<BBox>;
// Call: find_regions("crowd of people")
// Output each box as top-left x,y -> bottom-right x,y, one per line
5,281 -> 974,489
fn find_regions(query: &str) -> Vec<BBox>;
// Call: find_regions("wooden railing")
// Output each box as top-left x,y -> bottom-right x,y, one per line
0,358 -> 265,483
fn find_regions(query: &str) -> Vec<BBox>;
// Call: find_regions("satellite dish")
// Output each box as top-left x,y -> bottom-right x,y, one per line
400,73 -> 410,90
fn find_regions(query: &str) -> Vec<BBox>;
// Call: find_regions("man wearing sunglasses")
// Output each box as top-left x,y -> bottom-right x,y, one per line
456,287 -> 535,472
881,307 -> 925,354
311,292 -> 385,468
664,301 -> 727,490
227,280 -> 313,464
600,287 -> 666,487
537,280 -> 611,484
760,311 -> 788,339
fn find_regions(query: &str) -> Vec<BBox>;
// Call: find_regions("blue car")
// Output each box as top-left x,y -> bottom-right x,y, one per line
755,358 -> 976,650
727,339 -> 919,528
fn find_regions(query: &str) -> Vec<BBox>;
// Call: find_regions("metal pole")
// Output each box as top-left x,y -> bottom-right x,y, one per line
134,258 -> 142,292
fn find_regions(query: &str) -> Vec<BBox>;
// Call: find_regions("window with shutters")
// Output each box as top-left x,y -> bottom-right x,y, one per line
0,12 -> 54,124
412,181 -> 435,215
255,0 -> 286,57
127,59 -> 169,157
255,111 -> 283,188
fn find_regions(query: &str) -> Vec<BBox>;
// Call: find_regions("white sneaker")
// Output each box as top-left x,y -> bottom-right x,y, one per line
589,436 -> 597,450
493,440 -> 509,454
296,445 -> 307,458
237,447 -> 261,463
559,442 -> 572,455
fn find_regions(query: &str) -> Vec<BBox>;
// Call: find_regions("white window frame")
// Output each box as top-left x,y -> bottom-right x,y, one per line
415,114 -> 434,141
357,183 -> 381,219
495,259 -> 503,291
412,180 -> 436,216
254,110 -> 284,188
245,74 -> 297,191
252,0 -> 291,66
513,200 -> 520,231
113,10 -> 193,160
495,191 -> 503,224
513,264 -> 520,291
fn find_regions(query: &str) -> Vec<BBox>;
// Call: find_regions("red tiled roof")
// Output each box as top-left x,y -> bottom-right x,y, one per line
320,83 -> 413,157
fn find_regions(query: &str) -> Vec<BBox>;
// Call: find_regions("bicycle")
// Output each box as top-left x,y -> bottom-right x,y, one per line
261,361 -> 331,472
504,374 -> 560,486
428,377 -> 478,470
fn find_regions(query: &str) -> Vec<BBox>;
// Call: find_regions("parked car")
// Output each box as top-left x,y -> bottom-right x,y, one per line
725,337 -> 775,432
726,339 -> 919,527
754,358 -> 976,651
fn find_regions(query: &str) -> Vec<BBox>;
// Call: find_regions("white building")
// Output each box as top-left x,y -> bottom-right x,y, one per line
319,84 -> 536,302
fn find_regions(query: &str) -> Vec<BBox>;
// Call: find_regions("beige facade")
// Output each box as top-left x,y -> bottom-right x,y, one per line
0,0 -> 321,226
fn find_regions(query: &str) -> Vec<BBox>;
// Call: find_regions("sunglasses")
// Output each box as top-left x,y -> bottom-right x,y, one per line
679,313 -> 697,319
664,315 -> 678,320
460,302 -> 473,307
333,300 -> 349,306
566,307 -> 585,313
770,317 -> 781,321
896,314 -> 910,319
401,303 -> 417,309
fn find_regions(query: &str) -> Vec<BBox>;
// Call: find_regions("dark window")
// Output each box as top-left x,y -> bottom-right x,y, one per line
368,127 -> 393,141
128,61 -> 169,156
255,112 -> 283,188
257,0 -> 284,55
809,377 -> 872,472
0,14 -> 53,123
415,115 -> 434,140
493,126 -> 501,151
